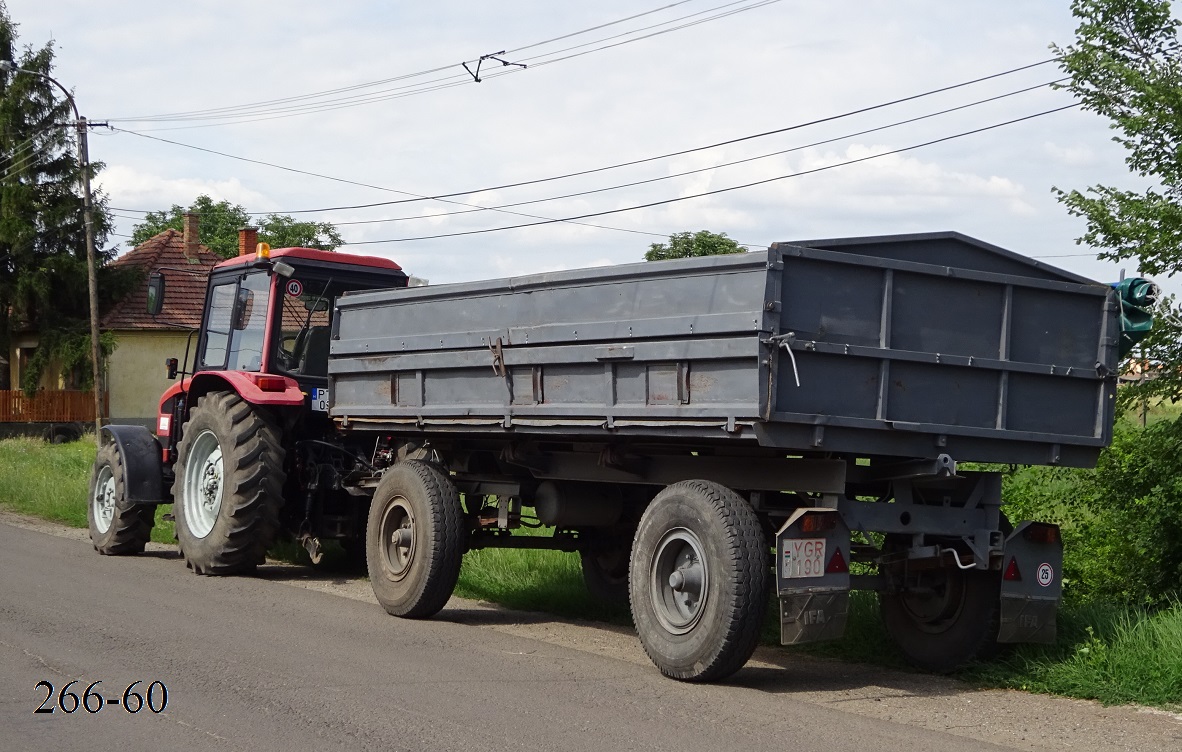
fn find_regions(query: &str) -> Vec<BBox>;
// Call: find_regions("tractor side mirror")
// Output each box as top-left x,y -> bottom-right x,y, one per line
164,357 -> 179,380
147,272 -> 165,316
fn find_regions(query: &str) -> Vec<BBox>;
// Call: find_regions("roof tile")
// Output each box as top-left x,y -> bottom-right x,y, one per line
102,229 -> 220,330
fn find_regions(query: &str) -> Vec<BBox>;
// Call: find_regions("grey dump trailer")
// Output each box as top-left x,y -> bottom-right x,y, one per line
327,231 -> 1131,681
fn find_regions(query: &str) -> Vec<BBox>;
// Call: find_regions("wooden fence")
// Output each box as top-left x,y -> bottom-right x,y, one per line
0,390 -> 105,423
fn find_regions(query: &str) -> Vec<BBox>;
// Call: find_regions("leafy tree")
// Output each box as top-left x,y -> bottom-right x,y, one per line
0,1 -> 131,393
130,194 -> 344,258
257,212 -> 345,252
1053,0 -> 1182,404
644,230 -> 746,261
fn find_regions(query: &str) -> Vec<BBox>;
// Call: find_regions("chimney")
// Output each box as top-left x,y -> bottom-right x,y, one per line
182,212 -> 199,263
238,226 -> 259,257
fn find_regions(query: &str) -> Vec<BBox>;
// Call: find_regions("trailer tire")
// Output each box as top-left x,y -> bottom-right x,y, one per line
629,480 -> 768,682
366,460 -> 467,619
88,443 -> 155,555
880,538 -> 1002,673
173,391 -> 286,575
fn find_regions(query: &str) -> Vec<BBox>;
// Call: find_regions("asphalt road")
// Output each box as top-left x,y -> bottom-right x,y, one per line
1,516 -> 1179,752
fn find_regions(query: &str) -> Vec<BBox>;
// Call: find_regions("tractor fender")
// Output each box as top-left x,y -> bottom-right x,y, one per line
185,371 -> 305,411
101,425 -> 167,504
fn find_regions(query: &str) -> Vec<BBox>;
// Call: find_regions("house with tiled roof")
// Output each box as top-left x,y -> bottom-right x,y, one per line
100,219 -> 220,427
2,216 -> 220,434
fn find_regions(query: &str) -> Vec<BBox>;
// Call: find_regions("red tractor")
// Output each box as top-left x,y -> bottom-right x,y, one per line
88,245 -> 407,573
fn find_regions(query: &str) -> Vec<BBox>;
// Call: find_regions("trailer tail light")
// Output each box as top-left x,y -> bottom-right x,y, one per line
826,547 -> 848,574
801,513 -> 837,533
1003,557 -> 1022,581
256,376 -> 288,392
1022,523 -> 1061,545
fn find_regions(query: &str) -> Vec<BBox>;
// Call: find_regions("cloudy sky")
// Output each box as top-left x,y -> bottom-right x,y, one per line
6,0 -> 1175,295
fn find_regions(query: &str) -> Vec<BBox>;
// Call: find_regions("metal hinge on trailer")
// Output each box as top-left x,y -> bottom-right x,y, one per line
775,508 -> 851,645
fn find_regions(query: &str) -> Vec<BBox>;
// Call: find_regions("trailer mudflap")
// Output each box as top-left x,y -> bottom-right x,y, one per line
776,508 -> 850,645
997,521 -> 1063,644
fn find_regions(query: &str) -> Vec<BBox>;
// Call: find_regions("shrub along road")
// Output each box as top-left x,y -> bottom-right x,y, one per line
1,512 -> 1179,752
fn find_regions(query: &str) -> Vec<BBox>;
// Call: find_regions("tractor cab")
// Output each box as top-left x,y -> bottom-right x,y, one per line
148,245 -> 407,459
191,246 -> 407,392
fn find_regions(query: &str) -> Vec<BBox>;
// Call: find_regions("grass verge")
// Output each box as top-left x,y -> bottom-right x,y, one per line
1,436 -> 1178,710
0,437 -> 175,543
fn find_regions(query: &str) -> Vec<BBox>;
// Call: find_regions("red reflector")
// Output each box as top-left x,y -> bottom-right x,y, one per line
801,514 -> 837,533
826,548 -> 848,574
256,376 -> 288,392
1023,524 -> 1061,545
1003,557 -> 1022,581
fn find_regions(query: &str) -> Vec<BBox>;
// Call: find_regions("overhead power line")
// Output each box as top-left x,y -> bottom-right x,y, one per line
109,58 -> 1063,222
105,0 -> 771,128
336,104 -> 1080,246
326,78 -> 1066,227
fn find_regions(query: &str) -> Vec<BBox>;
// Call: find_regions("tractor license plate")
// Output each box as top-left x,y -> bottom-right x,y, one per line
782,538 -> 825,578
311,388 -> 329,412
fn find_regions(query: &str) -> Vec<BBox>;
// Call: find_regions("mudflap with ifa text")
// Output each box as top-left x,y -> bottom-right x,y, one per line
776,508 -> 851,645
997,521 -> 1063,644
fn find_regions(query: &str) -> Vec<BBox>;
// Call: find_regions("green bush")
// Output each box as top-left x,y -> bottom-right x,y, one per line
1002,417 -> 1182,607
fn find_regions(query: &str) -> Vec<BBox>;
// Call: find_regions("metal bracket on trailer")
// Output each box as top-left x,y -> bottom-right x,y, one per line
775,508 -> 851,645
997,521 -> 1063,644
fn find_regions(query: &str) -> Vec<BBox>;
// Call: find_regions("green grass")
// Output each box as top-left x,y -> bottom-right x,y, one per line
964,601 -> 1182,709
0,437 -> 95,527
2,436 -> 1179,710
455,528 -> 632,624
0,437 -> 175,543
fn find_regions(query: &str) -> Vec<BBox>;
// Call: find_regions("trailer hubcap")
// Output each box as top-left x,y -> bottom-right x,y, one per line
379,497 -> 416,580
92,465 -> 116,534
650,527 -> 710,634
900,569 -> 966,632
183,429 -> 224,539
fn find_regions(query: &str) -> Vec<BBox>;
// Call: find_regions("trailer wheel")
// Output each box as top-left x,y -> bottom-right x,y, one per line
366,460 -> 467,618
629,480 -> 768,682
172,391 -> 286,575
88,443 -> 155,555
879,538 -> 1001,673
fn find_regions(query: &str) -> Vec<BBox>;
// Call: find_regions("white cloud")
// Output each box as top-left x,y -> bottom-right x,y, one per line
97,166 -> 271,212
1043,141 -> 1097,167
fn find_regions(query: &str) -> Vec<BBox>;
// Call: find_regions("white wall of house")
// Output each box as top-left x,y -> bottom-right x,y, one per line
106,330 -> 191,425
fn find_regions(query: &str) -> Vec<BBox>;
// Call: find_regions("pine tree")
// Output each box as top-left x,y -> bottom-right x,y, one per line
0,1 -> 128,392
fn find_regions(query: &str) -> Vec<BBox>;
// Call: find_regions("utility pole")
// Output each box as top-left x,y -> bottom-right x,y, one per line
77,115 -> 103,445
1,60 -> 104,445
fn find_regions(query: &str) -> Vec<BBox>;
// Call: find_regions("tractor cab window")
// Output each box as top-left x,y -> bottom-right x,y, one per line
199,272 -> 271,372
276,277 -> 337,378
